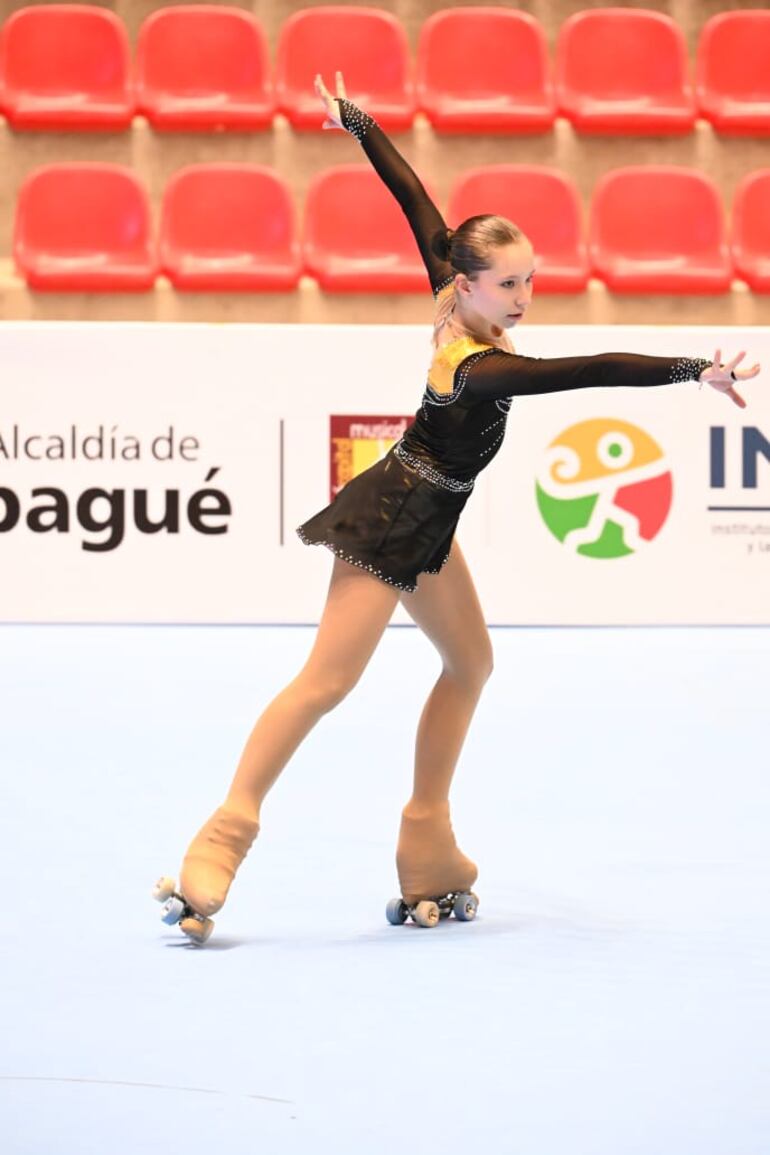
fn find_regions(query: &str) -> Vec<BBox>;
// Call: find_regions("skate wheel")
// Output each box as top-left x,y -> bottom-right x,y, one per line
180,916 -> 214,944
453,892 -> 479,922
385,898 -> 408,926
413,901 -> 440,928
152,876 -> 176,902
160,896 -> 185,925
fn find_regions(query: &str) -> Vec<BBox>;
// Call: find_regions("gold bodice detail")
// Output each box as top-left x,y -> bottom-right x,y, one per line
427,336 -> 495,395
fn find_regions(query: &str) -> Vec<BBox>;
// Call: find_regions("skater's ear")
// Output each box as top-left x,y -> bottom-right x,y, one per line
454,273 -> 474,297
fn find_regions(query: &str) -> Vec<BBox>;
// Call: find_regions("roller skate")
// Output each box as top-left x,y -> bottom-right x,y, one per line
386,803 -> 479,929
152,805 -> 259,945
152,876 -> 215,944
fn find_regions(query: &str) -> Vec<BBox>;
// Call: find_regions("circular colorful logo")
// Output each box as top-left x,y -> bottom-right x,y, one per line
535,419 -> 672,558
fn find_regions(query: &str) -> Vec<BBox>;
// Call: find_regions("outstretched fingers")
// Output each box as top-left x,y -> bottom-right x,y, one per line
704,346 -> 760,406
723,350 -> 746,374
714,350 -> 762,380
735,362 -> 761,381
315,72 -> 343,129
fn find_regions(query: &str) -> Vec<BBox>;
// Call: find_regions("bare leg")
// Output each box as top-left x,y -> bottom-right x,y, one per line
395,543 -> 493,902
180,558 -> 399,914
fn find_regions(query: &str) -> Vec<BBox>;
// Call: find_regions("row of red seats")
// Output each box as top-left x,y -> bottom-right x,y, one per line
0,6 -> 769,134
11,162 -> 770,294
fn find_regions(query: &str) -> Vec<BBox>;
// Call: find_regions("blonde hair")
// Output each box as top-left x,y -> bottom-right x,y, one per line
430,215 -> 523,348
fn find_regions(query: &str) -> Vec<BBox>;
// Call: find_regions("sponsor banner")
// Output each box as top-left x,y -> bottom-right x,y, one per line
536,418 -> 674,558
329,415 -> 412,501
1,321 -> 769,624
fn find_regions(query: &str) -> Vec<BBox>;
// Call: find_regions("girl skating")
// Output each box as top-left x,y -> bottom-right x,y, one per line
154,71 -> 760,943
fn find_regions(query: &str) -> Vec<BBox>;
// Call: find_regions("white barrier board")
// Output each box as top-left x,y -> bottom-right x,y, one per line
1,321 -> 768,624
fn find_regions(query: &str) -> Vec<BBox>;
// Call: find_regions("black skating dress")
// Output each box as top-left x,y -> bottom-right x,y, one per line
297,98 -> 713,592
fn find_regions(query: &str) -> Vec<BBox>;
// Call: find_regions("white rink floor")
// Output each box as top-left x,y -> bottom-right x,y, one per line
1,623 -> 768,1155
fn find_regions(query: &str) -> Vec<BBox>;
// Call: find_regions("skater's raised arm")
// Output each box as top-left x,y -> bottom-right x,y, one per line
460,347 -> 760,407
315,71 -> 453,296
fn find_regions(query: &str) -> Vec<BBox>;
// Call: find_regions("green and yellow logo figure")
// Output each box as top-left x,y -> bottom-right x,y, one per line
536,419 -> 673,558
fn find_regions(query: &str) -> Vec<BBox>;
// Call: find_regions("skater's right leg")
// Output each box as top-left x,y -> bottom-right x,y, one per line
227,557 -> 399,815
179,558 -> 399,915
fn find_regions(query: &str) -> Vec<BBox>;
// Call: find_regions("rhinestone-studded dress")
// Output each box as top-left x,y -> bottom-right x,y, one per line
297,99 -> 713,592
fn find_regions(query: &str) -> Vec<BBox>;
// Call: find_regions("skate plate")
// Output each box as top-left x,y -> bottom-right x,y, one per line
386,891 -> 479,928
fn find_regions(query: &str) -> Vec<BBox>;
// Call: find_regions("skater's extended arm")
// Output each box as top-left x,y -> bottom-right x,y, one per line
461,346 -> 760,405
459,350 -> 714,402
315,72 -> 452,296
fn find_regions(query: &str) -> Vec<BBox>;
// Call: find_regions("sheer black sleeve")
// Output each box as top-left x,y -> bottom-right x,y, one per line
337,98 -> 454,297
461,350 -> 714,403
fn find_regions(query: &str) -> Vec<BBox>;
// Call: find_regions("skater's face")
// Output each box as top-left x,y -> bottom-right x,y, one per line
457,240 -> 535,330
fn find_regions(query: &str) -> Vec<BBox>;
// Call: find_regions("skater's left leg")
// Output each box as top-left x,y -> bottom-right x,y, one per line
396,542 -> 493,901
399,541 -> 493,813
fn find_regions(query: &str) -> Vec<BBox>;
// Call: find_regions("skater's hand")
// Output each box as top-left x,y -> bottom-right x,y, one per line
699,348 -> 761,409
315,71 -> 346,130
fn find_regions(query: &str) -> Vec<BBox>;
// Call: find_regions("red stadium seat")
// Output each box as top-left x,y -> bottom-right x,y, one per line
696,11 -> 770,135
448,167 -> 588,292
136,7 -> 274,131
276,7 -> 414,130
732,170 -> 770,292
14,164 -> 157,290
589,167 -> 732,294
303,166 -> 438,292
556,9 -> 695,134
160,166 -> 302,290
0,5 -> 133,130
417,8 -> 555,133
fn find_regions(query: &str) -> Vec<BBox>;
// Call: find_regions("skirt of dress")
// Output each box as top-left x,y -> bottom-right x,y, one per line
296,446 -> 473,592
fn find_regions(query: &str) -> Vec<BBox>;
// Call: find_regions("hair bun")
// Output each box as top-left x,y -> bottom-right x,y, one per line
431,227 -> 454,263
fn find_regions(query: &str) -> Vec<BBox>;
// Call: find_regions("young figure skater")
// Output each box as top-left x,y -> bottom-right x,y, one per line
156,71 -> 760,941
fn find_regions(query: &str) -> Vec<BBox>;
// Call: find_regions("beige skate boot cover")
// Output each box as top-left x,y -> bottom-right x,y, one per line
179,806 -> 259,916
396,802 -> 478,906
